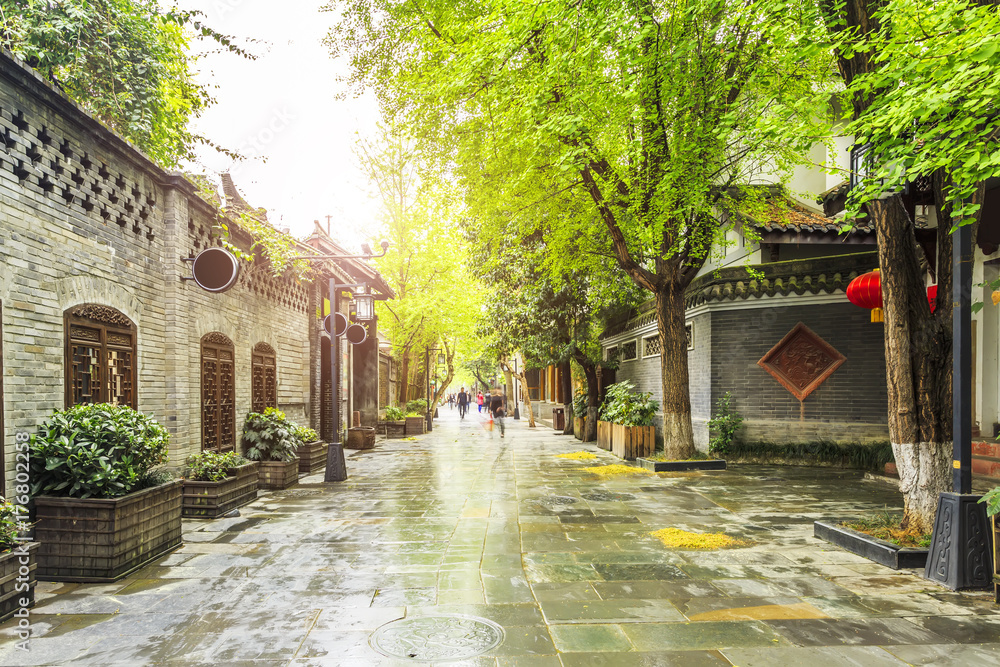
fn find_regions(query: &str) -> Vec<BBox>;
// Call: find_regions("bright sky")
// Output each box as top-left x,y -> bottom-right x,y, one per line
176,0 -> 382,249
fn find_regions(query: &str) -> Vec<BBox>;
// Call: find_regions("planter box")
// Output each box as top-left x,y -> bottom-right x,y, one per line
296,440 -> 328,474
405,416 -> 426,435
814,521 -> 928,570
637,458 -> 727,472
35,480 -> 182,582
347,427 -> 376,450
182,461 -> 259,519
257,458 -> 300,490
0,542 -> 39,622
611,424 -> 655,460
597,421 -> 612,450
378,420 -> 406,437
574,417 -> 585,441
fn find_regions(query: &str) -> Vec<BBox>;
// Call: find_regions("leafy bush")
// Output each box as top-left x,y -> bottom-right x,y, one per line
573,387 -> 589,418
725,440 -> 894,471
29,404 -> 170,499
980,487 -> 1000,517
294,425 -> 319,444
384,406 -> 405,421
242,408 -> 298,462
0,499 -> 21,552
598,381 -> 658,427
707,392 -> 743,455
405,399 -> 428,415
186,451 -> 248,482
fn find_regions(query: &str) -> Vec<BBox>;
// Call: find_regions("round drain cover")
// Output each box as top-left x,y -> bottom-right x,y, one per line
535,495 -> 579,506
582,491 -> 635,502
369,614 -> 504,662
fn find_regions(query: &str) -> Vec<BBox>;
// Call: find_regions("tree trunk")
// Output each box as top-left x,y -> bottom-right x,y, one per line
500,356 -> 536,427
396,345 -> 411,405
870,194 -> 952,534
574,349 -> 601,442
656,282 -> 696,459
560,360 -> 574,436
504,369 -> 515,410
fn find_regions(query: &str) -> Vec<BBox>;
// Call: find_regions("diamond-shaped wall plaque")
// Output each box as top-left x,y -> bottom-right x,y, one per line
757,323 -> 845,401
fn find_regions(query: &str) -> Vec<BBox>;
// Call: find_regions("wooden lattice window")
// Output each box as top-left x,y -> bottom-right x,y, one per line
201,332 -> 236,452
251,342 -> 277,413
621,340 -> 638,361
65,305 -> 136,409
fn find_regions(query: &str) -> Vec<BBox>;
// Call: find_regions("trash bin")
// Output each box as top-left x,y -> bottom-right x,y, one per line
552,407 -> 565,430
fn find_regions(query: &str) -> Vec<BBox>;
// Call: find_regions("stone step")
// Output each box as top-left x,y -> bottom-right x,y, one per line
973,441 -> 1000,458
971,454 -> 1000,478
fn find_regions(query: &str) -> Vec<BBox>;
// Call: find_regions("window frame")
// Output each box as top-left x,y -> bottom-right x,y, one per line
64,304 -> 137,409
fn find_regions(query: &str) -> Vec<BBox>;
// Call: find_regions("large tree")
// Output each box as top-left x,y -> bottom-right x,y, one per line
0,0 -> 250,166
327,0 -> 828,458
821,0 -> 999,532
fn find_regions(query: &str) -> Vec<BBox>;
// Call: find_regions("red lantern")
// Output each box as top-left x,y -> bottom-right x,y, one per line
927,284 -> 937,313
847,269 -> 883,323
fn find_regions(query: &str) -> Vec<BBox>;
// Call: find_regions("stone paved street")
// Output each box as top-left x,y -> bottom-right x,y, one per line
2,410 -> 1000,666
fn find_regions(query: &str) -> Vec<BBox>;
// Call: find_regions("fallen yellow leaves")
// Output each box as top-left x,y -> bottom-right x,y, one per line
649,527 -> 750,549
555,451 -> 598,460
582,464 -> 650,477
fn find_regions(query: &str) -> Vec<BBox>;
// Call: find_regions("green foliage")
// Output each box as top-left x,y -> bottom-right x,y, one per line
186,450 -> 248,482
572,387 -> 589,419
0,498 -> 21,552
707,392 -> 743,455
843,509 -> 932,549
405,399 -> 428,415
599,381 -> 658,427
383,406 -> 406,421
980,487 -> 1000,518
241,408 -> 299,462
725,440 -> 895,472
28,404 -> 170,499
0,0 -> 251,167
294,425 -> 319,444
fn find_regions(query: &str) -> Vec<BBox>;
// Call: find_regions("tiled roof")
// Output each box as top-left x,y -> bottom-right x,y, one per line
748,197 -> 873,236
600,251 -> 878,339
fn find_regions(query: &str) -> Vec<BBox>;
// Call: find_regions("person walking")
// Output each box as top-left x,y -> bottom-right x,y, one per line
457,388 -> 469,420
477,391 -> 485,413
489,391 -> 506,438
448,393 -> 455,410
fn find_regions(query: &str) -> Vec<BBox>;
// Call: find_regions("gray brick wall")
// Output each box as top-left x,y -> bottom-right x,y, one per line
0,53 -> 318,487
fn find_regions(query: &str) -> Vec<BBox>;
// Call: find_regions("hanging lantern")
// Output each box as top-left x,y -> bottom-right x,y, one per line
927,284 -> 938,313
847,269 -> 884,323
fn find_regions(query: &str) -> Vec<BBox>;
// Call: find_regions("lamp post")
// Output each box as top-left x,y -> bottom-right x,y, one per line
425,345 -> 440,432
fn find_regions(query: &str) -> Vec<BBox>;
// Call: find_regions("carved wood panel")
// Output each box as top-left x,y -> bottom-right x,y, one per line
201,334 -> 235,452
65,306 -> 136,408
757,323 -> 846,402
251,343 -> 277,413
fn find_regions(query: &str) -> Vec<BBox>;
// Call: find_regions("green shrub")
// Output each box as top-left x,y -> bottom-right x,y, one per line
29,403 -> 170,499
405,398 -> 428,415
599,381 -> 658,427
725,440 -> 894,472
573,387 -> 589,418
186,450 -> 248,482
294,425 -> 319,444
0,498 -> 21,552
707,392 -> 743,455
242,408 -> 299,462
384,406 -> 405,421
980,487 -> 1000,517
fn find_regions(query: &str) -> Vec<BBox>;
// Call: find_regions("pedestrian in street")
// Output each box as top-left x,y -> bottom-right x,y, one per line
489,391 -> 506,438
448,393 -> 455,410
457,387 -> 469,420
477,391 -> 484,413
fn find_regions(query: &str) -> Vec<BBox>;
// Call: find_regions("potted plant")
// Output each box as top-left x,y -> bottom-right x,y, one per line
600,381 -> 658,460
405,399 -> 428,435
0,498 -> 39,622
293,425 -> 327,474
640,392 -> 731,472
573,388 -> 589,442
242,408 -> 300,490
378,406 -> 407,437
181,451 -> 259,518
29,403 -> 181,582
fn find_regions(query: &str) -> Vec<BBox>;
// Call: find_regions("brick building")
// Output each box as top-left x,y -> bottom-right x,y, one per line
0,49 -> 389,494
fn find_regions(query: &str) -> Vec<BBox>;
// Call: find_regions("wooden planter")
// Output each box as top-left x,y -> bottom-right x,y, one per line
0,542 -> 39,622
35,480 -> 182,582
296,440 -> 328,475
597,421 -> 613,450
574,417 -> 585,441
181,461 -> 259,519
611,424 -> 655,460
405,416 -> 426,435
379,420 -> 406,438
257,458 -> 300,490
347,427 -> 376,450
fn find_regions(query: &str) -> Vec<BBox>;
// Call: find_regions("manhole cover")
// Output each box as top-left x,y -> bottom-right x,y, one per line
369,614 -> 504,662
581,491 -> 635,502
468,492 -> 513,501
534,495 -> 579,506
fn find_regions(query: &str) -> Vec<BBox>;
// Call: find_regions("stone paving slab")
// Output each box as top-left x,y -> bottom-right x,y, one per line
1,411 -> 998,665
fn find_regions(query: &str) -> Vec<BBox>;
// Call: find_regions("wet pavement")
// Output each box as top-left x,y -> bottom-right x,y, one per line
2,409 -> 1000,665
